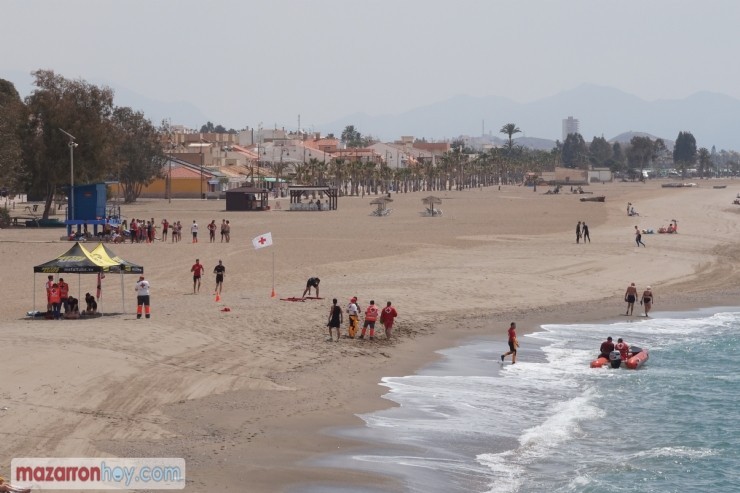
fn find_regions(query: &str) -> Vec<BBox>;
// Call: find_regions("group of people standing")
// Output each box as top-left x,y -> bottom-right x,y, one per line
116,218 -> 232,244
576,221 -> 591,243
326,297 -> 398,342
624,283 -> 654,316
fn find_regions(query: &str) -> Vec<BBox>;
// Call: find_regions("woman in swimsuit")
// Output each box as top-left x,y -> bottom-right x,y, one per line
641,286 -> 654,317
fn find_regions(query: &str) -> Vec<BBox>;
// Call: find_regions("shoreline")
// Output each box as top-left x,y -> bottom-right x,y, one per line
283,290 -> 740,493
2,181 -> 740,492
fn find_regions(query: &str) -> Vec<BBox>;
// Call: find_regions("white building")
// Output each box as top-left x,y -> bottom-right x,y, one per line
562,116 -> 580,141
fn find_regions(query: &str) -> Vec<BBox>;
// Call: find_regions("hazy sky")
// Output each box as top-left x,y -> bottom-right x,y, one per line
3,0 -> 740,132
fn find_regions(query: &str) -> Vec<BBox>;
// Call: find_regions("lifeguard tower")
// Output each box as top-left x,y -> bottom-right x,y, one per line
66,183 -> 109,236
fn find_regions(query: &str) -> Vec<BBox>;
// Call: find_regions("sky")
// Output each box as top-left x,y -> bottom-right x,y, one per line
3,0 -> 740,134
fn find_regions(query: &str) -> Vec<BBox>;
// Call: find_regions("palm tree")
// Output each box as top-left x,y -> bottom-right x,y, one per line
697,147 -> 711,179
500,123 -> 521,151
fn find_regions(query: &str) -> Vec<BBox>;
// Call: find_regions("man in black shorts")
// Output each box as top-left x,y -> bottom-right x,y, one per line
302,277 -> 320,298
213,260 -> 226,294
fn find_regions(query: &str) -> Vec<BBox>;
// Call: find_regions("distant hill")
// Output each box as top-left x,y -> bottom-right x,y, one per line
320,84 -> 740,150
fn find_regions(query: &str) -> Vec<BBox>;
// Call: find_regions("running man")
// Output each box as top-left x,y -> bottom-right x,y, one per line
213,260 -> 226,294
624,282 -> 638,315
634,225 -> 646,247
191,258 -> 204,293
501,322 -> 518,364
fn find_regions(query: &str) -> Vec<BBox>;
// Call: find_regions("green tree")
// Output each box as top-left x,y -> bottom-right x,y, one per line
697,147 -> 711,179
626,136 -> 657,179
673,131 -> 697,179
589,136 -> 612,167
22,70 -> 115,219
499,123 -> 521,152
111,107 -> 166,203
341,125 -> 363,148
561,133 -> 589,169
0,79 -> 26,191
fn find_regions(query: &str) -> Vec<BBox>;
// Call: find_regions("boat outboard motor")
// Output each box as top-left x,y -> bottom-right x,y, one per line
609,350 -> 622,368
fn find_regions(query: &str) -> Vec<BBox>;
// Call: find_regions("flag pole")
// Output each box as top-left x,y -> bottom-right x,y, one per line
271,250 -> 276,298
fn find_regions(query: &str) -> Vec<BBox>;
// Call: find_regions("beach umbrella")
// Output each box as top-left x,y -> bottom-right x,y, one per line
422,195 -> 442,215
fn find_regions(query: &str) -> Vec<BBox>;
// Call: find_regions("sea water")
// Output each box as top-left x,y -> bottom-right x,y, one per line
331,309 -> 740,493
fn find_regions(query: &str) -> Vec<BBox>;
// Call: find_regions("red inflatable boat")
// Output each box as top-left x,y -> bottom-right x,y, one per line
590,347 -> 649,369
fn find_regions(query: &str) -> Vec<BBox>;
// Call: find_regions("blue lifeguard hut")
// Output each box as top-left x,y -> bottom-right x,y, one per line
66,183 -> 108,235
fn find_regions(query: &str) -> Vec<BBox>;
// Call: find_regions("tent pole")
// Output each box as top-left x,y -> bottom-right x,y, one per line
33,275 -> 36,314
121,272 -> 125,314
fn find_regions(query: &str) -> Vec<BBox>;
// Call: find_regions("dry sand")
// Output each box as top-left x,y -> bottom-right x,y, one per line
2,180 -> 740,491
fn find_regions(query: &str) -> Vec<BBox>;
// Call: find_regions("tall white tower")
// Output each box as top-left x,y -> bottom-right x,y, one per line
562,116 -> 580,141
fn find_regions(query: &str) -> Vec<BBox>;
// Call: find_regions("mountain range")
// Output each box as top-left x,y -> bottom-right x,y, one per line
4,70 -> 738,151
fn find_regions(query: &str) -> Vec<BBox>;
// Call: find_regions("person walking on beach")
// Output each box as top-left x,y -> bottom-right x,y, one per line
191,220 -> 199,243
161,219 -> 169,242
635,226 -> 646,247
220,219 -> 227,243
641,286 -> 654,317
582,222 -> 590,243
624,282 -> 638,315
191,258 -> 204,294
223,220 -> 231,243
359,300 -> 379,340
135,275 -> 151,319
347,297 -> 360,338
380,301 -> 398,339
576,221 -> 582,244
327,298 -> 343,341
501,322 -> 518,364
213,260 -> 226,294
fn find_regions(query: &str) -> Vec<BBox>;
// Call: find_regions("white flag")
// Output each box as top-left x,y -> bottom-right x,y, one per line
252,232 -> 273,249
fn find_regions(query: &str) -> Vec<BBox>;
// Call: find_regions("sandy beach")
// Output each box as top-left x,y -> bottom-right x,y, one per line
2,180 -> 740,491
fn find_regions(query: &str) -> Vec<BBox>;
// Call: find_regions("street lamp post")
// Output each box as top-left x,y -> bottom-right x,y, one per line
188,142 -> 210,199
59,128 -> 77,222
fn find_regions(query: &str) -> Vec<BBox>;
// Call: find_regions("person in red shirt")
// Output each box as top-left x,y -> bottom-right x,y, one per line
500,322 -> 519,364
58,277 -> 70,313
615,338 -> 630,360
48,283 -> 62,320
191,258 -> 205,294
380,301 -> 398,339
359,300 -> 380,340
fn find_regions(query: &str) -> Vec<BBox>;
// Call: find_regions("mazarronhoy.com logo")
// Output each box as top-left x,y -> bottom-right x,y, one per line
11,458 -> 185,490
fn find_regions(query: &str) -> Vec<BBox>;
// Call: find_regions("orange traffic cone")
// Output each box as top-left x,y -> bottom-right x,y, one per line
270,288 -> 276,298
215,293 -> 221,302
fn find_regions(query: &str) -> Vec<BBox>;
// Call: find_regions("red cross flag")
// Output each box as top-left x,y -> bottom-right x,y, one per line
252,232 -> 273,250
